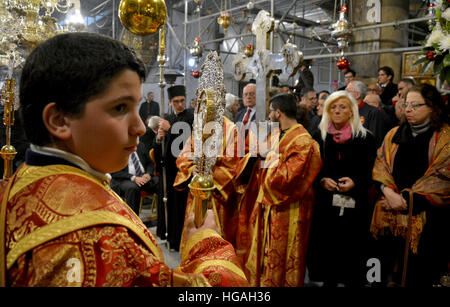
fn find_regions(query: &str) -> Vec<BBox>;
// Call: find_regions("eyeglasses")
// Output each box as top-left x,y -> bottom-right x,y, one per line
269,108 -> 275,113
402,102 -> 427,110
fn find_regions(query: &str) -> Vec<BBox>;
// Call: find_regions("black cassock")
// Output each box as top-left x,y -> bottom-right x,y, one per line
153,108 -> 194,251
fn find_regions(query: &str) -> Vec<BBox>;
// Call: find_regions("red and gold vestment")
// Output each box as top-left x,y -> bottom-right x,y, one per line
0,163 -> 248,287
236,124 -> 322,287
174,117 -> 251,251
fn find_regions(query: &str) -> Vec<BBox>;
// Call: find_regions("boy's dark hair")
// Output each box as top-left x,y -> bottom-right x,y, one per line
270,93 -> 297,119
19,32 -> 147,146
378,66 -> 394,80
344,69 -> 356,77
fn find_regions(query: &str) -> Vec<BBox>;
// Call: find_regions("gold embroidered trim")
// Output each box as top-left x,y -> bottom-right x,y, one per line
284,132 -> 309,154
181,229 -> 222,261
286,201 -> 299,265
0,175 -> 16,287
7,210 -> 162,270
9,164 -> 109,202
263,130 -> 309,205
218,166 -> 233,180
193,260 -> 247,280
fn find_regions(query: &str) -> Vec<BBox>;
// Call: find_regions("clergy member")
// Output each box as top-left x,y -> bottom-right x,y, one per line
174,116 -> 252,251
236,93 -> 322,286
153,84 -> 194,251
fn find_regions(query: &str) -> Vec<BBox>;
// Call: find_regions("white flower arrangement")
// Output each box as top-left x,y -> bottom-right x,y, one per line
416,1 -> 450,83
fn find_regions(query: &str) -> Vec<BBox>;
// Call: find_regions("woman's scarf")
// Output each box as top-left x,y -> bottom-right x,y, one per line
370,124 -> 450,254
327,122 -> 352,144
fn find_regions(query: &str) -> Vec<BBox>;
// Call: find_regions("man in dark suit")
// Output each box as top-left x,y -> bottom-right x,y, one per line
110,141 -> 159,215
338,69 -> 356,91
234,83 -> 256,127
377,66 -> 398,107
139,91 -> 160,125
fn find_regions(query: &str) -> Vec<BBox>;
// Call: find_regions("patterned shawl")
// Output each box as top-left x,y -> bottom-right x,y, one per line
370,124 -> 449,254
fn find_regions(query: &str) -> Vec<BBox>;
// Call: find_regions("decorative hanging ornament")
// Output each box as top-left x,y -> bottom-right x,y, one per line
190,37 -> 203,58
192,70 -> 201,78
194,0 -> 201,14
244,44 -> 254,57
427,2 -> 435,31
247,1 -> 255,10
217,12 -> 233,34
330,5 -> 352,50
118,0 -> 167,36
337,57 -> 350,71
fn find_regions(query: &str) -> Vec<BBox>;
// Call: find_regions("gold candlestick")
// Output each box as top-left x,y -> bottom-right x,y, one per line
1,78 -> 17,180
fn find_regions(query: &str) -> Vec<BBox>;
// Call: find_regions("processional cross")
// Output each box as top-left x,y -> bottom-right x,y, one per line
233,10 -> 303,122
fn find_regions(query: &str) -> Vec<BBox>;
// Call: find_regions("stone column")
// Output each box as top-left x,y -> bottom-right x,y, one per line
349,0 -> 409,84
379,0 -> 409,84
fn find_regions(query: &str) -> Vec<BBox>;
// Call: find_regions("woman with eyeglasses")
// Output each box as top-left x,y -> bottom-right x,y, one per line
370,83 -> 449,287
306,90 -> 377,287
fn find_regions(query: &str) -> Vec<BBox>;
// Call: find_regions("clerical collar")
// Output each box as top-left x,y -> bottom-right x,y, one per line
28,144 -> 110,182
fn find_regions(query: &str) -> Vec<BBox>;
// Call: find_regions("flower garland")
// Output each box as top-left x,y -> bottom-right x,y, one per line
416,0 -> 450,83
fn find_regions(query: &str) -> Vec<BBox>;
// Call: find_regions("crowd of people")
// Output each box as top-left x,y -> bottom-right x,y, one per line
1,32 -> 448,288
144,66 -> 448,287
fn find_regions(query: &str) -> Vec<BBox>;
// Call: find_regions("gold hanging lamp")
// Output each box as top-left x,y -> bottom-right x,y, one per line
118,0 -> 167,36
217,0 -> 234,34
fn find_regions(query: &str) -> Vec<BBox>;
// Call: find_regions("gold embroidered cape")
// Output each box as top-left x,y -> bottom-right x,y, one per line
174,117 -> 251,252
0,163 -> 248,287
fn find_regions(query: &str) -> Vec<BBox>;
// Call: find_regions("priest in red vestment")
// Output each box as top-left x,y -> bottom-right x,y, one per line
174,116 -> 252,251
236,93 -> 322,286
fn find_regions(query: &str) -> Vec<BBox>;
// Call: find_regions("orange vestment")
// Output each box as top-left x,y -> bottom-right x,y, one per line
0,163 -> 248,287
174,117 -> 251,252
236,124 -> 322,287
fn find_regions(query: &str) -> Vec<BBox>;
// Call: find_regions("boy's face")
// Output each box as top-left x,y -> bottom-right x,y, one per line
65,69 -> 146,173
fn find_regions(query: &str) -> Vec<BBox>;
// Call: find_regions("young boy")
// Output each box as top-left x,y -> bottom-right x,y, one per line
0,32 -> 247,287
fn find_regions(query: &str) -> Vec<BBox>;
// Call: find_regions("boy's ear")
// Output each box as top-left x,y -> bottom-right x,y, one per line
42,102 -> 71,141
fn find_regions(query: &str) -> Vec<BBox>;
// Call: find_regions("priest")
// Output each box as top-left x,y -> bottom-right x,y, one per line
153,85 -> 194,251
236,93 -> 322,286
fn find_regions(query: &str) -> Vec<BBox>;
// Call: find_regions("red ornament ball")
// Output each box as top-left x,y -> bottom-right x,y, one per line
426,51 -> 436,61
192,71 -> 201,78
337,57 -> 350,71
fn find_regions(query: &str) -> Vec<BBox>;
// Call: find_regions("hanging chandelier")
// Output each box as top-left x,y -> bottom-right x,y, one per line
0,0 -> 85,69
0,0 -> 85,180
217,0 -> 234,34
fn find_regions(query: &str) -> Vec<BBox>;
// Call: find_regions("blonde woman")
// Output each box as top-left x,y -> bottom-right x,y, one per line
307,90 -> 377,287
